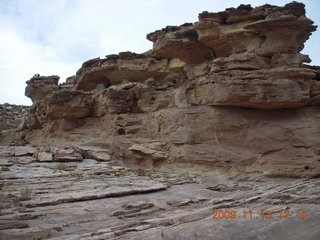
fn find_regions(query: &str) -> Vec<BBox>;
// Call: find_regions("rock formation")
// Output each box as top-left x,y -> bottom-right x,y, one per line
7,1 -> 319,178
1,2 -> 320,239
0,104 -> 30,131
0,104 -> 31,145
25,75 -> 60,103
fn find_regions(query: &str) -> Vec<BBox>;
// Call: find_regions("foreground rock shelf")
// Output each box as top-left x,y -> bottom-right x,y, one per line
1,146 -> 320,239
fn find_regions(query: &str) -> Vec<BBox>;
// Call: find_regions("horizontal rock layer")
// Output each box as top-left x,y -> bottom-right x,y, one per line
25,75 -> 60,103
1,147 -> 320,239
1,2 -> 320,239
1,2 -> 319,178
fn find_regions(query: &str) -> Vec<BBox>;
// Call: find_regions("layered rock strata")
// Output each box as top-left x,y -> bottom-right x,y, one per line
0,104 -> 30,131
5,2 -> 320,177
0,104 -> 31,146
25,75 -> 60,103
1,146 -> 320,239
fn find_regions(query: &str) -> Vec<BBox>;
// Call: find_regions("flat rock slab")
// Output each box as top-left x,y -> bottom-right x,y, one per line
0,226 -> 60,240
13,146 -> 37,156
1,147 -> 320,239
23,178 -> 167,207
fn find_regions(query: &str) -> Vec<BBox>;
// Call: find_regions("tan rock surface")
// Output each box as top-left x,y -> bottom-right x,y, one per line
25,75 -> 59,103
10,2 -> 318,178
1,148 -> 320,239
1,3 -> 320,238
35,90 -> 93,120
74,53 -> 174,92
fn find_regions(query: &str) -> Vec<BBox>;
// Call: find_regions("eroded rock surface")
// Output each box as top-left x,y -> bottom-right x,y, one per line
0,104 -> 30,131
1,146 -> 320,239
0,104 -> 31,146
3,2 -> 316,178
25,75 -> 60,104
1,2 -> 320,238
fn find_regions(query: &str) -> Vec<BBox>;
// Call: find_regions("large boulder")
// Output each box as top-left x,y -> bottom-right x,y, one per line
25,75 -> 59,103
35,90 -> 93,120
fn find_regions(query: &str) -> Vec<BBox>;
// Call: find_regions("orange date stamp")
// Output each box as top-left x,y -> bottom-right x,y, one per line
211,210 -> 309,220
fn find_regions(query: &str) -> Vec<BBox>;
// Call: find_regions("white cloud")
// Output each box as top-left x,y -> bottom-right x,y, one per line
0,30 -> 79,105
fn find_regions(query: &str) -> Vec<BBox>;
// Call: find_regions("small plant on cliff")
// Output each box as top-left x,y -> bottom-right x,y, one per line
1,166 -> 10,171
20,186 -> 32,200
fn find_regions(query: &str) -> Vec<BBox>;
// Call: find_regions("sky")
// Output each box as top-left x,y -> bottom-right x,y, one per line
0,0 -> 319,106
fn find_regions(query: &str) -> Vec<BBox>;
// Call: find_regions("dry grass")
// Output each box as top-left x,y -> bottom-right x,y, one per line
1,166 -> 10,171
20,186 -> 32,201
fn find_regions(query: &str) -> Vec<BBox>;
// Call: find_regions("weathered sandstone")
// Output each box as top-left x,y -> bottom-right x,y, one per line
0,104 -> 31,146
1,2 -> 320,239
0,104 -> 30,131
1,2 -> 320,178
1,146 -> 320,239
25,75 -> 60,103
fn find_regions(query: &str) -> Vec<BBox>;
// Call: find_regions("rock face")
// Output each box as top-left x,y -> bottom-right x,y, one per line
25,75 -> 60,103
1,2 -> 320,239
0,104 -> 31,146
148,2 -> 316,60
5,2 -> 320,178
0,104 -> 30,131
147,2 -> 317,109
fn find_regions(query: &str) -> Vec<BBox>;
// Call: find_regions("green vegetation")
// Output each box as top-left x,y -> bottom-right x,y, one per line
1,166 -> 10,171
20,186 -> 32,200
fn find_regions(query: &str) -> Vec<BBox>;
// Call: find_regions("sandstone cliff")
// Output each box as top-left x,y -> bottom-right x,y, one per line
2,2 -> 320,239
6,2 -> 320,178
